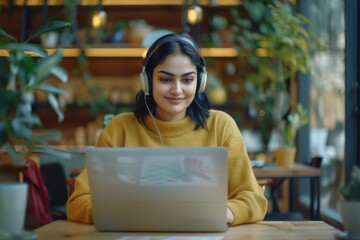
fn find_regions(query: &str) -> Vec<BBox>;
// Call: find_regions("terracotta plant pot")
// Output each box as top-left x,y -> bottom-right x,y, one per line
274,147 -> 296,167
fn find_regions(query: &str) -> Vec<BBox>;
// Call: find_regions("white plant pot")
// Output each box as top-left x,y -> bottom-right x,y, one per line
0,183 -> 28,237
339,200 -> 360,238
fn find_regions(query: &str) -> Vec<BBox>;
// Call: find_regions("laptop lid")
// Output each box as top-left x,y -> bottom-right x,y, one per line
86,147 -> 228,232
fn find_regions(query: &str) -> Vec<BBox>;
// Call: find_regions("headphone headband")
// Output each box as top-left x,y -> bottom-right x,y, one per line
143,34 -> 203,66
140,34 -> 207,95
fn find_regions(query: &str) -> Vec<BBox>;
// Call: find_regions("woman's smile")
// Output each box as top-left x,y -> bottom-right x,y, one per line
165,96 -> 185,104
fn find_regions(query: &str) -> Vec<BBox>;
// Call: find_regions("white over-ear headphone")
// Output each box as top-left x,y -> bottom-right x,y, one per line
140,34 -> 207,96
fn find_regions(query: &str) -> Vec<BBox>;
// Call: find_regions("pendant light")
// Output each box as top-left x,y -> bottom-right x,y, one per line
186,0 -> 203,25
92,0 -> 107,29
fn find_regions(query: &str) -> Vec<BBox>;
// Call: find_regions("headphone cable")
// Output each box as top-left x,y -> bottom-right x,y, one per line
145,95 -> 165,147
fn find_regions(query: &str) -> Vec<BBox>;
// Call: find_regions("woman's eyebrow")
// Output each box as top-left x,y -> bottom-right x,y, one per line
158,70 -> 196,77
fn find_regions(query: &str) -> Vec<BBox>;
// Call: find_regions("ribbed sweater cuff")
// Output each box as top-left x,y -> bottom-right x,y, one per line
227,201 -> 250,226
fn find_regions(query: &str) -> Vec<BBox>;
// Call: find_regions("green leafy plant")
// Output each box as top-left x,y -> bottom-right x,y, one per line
341,166 -> 360,201
231,0 -> 322,149
0,20 -> 70,162
283,103 -> 308,147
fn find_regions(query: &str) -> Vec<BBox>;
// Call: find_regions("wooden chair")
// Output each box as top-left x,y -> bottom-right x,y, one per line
257,179 -> 274,192
66,178 -> 75,198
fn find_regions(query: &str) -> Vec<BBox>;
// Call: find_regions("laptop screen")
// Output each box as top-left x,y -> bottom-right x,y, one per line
86,147 -> 228,232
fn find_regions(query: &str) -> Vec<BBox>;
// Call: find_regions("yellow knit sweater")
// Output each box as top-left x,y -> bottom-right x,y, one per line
66,110 -> 267,226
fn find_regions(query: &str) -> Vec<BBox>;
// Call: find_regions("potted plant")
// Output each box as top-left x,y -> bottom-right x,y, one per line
0,20 -> 70,237
274,103 -> 308,166
230,0 -> 322,162
337,166 -> 360,239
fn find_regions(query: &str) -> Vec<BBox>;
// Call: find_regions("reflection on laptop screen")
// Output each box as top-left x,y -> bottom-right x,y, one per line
86,147 -> 228,232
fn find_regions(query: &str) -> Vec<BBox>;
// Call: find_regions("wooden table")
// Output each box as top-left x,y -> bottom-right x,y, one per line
253,163 -> 321,220
35,220 -> 338,240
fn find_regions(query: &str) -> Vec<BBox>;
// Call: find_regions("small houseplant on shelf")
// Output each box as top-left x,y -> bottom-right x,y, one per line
338,166 -> 360,238
0,20 -> 70,237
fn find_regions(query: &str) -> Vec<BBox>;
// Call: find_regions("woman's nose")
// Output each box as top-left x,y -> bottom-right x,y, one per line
170,81 -> 182,94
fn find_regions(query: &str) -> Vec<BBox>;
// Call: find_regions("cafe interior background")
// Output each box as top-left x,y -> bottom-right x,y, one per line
0,0 -> 359,231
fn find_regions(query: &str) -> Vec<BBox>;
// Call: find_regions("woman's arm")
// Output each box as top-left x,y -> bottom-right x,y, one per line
66,120 -> 115,223
222,115 -> 268,225
66,169 -> 93,223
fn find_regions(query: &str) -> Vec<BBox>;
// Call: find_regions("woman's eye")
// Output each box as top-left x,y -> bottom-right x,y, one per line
159,77 -> 171,82
183,78 -> 194,84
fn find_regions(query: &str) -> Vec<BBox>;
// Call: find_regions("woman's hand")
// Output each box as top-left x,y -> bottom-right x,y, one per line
227,207 -> 234,225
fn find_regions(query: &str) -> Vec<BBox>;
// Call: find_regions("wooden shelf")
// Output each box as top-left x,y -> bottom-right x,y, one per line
3,0 -> 241,6
0,47 -> 237,58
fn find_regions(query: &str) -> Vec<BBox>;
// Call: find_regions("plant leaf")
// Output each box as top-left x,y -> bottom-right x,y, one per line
11,117 -> 38,140
0,28 -> 17,42
47,93 -> 64,122
37,84 -> 65,95
36,49 -> 63,81
33,146 -> 73,159
33,131 -> 62,143
22,44 -> 49,57
50,66 -> 68,83
26,20 -> 71,43
2,43 -> 48,58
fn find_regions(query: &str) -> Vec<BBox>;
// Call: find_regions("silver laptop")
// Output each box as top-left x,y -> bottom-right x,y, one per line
85,147 -> 228,232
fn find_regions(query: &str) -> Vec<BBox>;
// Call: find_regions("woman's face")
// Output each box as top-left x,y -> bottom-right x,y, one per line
152,53 -> 197,121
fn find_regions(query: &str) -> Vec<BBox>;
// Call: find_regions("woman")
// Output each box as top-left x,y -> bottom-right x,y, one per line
66,33 -> 267,226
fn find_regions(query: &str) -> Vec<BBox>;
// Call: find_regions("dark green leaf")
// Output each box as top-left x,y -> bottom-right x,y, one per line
0,28 -> 17,42
0,90 -> 20,116
50,66 -> 68,83
2,43 -> 48,58
33,131 -> 62,143
26,21 -> 71,43
37,84 -> 65,95
11,118 -> 37,140
47,93 -> 64,122
33,146 -> 73,159
14,114 -> 42,128
18,102 -> 33,117
36,49 -> 63,81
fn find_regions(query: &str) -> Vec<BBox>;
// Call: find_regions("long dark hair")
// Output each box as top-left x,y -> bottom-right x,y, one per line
134,34 -> 210,129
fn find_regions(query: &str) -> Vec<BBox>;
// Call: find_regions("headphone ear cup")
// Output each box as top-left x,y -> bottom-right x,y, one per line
198,71 -> 207,93
140,71 -> 149,95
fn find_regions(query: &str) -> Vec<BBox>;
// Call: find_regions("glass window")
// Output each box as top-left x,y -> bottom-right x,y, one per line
298,0 -> 359,223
